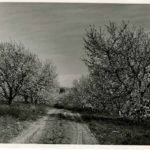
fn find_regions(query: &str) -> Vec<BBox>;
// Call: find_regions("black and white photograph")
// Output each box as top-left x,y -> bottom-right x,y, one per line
0,1 -> 150,146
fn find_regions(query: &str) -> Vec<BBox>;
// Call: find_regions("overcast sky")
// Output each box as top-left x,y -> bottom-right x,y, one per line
0,3 -> 149,87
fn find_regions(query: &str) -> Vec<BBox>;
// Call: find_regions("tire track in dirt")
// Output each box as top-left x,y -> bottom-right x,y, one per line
9,108 -> 98,144
9,109 -> 56,143
64,112 -> 98,144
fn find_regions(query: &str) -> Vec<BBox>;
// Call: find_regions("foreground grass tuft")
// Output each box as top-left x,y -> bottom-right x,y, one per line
0,116 -> 31,143
83,116 -> 150,145
0,103 -> 48,143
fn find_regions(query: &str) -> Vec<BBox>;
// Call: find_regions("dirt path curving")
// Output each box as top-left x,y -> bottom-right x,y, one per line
9,108 -> 98,144
9,109 -> 56,144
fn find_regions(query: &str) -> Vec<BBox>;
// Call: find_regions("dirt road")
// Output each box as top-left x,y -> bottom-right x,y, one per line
63,112 -> 98,144
9,109 -> 56,144
9,108 -> 98,144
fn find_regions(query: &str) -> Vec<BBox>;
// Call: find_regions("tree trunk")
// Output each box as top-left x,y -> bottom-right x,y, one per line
34,99 -> 37,105
8,97 -> 13,105
24,96 -> 29,103
31,96 -> 33,104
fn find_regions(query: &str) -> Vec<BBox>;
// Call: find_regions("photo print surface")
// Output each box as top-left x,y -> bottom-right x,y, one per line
0,3 -> 149,144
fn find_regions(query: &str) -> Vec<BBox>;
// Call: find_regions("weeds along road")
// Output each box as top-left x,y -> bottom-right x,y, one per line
9,108 -> 98,144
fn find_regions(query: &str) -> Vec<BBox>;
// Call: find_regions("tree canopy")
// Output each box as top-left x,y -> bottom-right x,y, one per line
0,41 -> 58,105
82,21 -> 150,120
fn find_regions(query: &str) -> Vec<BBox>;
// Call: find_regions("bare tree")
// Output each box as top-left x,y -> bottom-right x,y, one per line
83,21 -> 150,120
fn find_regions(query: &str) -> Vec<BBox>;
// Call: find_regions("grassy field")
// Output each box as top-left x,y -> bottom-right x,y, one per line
0,103 -> 47,143
82,114 -> 150,145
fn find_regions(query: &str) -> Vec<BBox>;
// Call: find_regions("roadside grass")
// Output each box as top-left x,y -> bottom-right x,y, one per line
53,103 -> 102,114
54,101 -> 150,145
49,112 -> 82,123
54,103 -> 150,145
82,114 -> 150,145
0,116 -> 31,143
0,103 -> 48,143
0,103 -> 47,121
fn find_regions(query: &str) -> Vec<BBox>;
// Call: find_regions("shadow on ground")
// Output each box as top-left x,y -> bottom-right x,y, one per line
49,108 -> 150,129
48,113 -> 83,123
